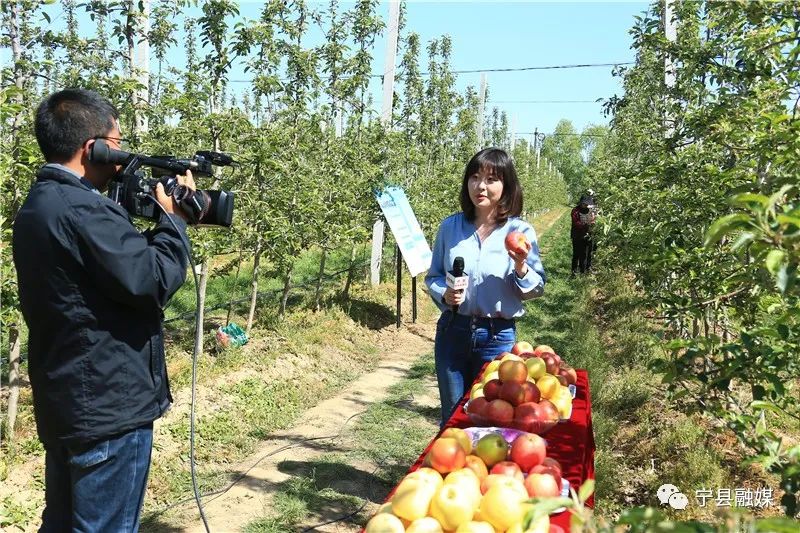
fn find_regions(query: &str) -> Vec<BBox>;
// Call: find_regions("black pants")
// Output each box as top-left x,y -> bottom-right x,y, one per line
572,235 -> 592,274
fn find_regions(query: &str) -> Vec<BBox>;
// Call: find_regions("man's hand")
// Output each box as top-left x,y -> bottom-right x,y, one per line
443,287 -> 466,307
155,170 -> 196,222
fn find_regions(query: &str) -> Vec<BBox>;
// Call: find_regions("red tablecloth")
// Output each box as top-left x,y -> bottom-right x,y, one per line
377,369 -> 595,531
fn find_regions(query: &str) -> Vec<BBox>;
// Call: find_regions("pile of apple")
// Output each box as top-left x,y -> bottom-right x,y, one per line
365,428 -> 566,533
466,344 -> 575,433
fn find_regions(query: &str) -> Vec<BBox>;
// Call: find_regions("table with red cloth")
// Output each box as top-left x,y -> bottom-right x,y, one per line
373,369 -> 595,531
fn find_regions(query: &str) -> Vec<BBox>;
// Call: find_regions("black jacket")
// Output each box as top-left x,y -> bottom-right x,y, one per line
12,165 -> 190,446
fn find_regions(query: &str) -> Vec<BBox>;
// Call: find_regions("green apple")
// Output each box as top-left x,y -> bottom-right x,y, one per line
525,357 -> 546,379
473,433 -> 509,468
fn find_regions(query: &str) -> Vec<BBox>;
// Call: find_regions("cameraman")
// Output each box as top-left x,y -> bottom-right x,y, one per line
12,89 -> 194,531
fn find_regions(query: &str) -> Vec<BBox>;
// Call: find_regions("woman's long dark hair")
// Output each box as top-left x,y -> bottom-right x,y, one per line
460,147 -> 523,224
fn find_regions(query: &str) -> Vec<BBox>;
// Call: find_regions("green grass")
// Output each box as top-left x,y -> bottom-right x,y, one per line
517,214 -> 752,521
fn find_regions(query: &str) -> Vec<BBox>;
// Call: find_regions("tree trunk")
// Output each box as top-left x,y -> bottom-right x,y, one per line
342,244 -> 357,300
280,265 -> 293,317
226,243 -> 244,326
315,248 -> 327,311
194,261 -> 209,357
6,324 -> 22,441
246,239 -> 262,334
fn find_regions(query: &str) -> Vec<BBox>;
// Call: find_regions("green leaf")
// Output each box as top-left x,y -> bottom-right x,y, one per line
754,518 -> 800,532
704,213 -> 751,246
751,400 -> 784,414
776,214 -> 800,228
729,192 -> 769,208
765,249 -> 786,275
578,479 -> 595,502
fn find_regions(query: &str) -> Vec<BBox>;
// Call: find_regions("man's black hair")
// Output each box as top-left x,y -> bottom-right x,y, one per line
34,89 -> 119,162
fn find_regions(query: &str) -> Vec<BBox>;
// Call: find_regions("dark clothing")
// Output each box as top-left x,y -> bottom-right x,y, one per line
12,165 -> 189,446
571,205 -> 595,274
572,235 -> 592,274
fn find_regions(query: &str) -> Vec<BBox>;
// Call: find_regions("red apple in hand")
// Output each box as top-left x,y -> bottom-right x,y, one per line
505,230 -> 531,256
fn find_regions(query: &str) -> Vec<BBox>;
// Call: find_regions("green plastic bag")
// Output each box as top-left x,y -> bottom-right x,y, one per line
216,322 -> 248,348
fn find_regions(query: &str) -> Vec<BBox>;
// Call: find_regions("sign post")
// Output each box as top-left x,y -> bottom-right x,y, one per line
376,187 -> 432,328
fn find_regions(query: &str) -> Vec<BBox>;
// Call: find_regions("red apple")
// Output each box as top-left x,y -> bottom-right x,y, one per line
473,433 -> 509,469
529,464 -> 563,491
524,472 -> 561,498
467,397 -> 490,425
498,360 -> 528,384
538,399 -> 560,423
504,230 -> 530,256
489,461 -> 524,482
428,437 -> 467,474
540,457 -> 563,479
556,374 -> 568,387
543,356 -> 559,375
561,367 -> 577,386
496,351 -> 514,361
511,341 -> 534,356
499,381 -> 526,406
520,382 -> 541,403
533,345 -> 556,357
486,399 -> 514,426
512,402 -> 545,433
509,433 -> 546,472
483,379 -> 502,402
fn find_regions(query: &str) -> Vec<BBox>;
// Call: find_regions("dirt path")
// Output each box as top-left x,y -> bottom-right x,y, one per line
143,208 -> 567,533
146,321 -> 438,533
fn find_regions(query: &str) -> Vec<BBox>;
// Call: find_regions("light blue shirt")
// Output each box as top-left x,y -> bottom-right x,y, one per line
425,213 -> 546,319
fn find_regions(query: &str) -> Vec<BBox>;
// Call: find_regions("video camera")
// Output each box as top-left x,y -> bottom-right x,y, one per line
89,139 -> 235,227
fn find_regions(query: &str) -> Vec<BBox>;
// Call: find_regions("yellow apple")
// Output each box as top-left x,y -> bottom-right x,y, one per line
525,357 -> 546,380
365,511 -> 406,533
392,478 -> 436,522
485,360 -> 502,376
470,388 -> 485,400
479,484 -> 528,531
505,514 -> 550,533
536,374 -> 560,399
406,516 -> 443,533
482,370 -> 500,385
442,428 -> 473,455
429,484 -> 477,531
403,468 -> 443,491
471,383 -> 484,395
455,521 -> 496,533
501,353 -> 524,362
444,469 -> 482,507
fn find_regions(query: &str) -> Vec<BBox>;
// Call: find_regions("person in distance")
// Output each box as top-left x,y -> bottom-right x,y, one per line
425,147 -> 547,427
570,193 -> 596,276
12,89 -> 194,532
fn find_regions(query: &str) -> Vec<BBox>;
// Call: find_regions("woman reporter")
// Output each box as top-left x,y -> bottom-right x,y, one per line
425,148 -> 546,426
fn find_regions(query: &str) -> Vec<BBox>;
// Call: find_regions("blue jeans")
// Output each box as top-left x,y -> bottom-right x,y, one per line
40,423 -> 154,533
434,312 -> 516,426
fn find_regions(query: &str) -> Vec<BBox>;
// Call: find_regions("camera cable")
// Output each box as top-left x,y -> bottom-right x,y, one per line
148,196 -> 212,533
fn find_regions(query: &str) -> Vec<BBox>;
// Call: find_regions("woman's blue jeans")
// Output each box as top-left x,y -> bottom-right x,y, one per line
434,312 -> 516,427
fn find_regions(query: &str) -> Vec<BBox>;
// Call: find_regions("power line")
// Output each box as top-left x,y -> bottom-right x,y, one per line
493,99 -> 602,104
226,61 -> 634,83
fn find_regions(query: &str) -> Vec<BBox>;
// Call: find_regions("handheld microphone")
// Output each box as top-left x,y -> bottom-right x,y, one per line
446,256 -> 468,315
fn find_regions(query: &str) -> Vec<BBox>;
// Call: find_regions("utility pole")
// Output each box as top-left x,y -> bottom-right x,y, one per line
477,73 -> 487,149
664,0 -> 677,138
372,1 -> 400,286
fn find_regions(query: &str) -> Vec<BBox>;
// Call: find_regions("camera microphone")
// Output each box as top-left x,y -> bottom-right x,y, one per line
446,256 -> 468,316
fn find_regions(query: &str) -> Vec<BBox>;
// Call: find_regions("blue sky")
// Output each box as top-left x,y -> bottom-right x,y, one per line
239,1 -> 651,137
32,1 -> 651,136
